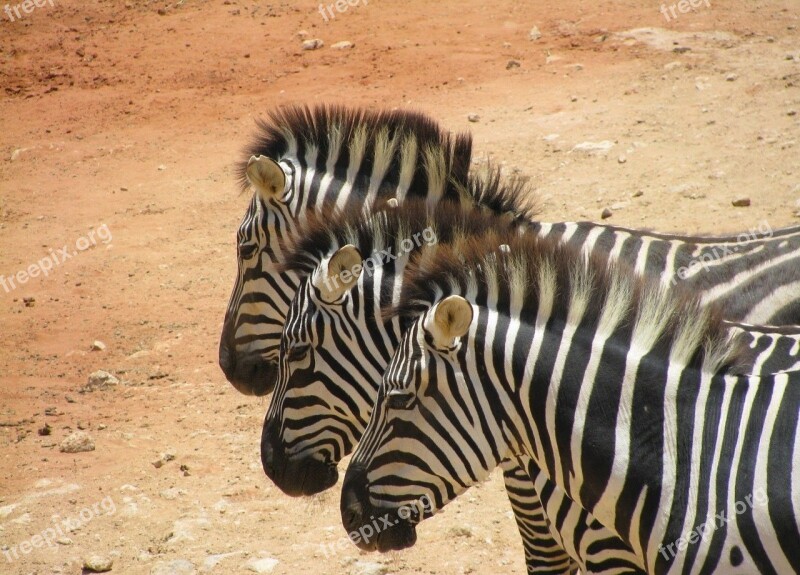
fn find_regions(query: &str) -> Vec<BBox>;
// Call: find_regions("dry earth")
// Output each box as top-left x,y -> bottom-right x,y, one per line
1,1 -> 799,574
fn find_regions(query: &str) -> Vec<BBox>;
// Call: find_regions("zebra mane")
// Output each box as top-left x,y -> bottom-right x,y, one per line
236,104 -> 473,201
392,232 -> 744,375
279,192 -> 527,280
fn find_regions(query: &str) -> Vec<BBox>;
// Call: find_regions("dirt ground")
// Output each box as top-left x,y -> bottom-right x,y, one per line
1,1 -> 799,574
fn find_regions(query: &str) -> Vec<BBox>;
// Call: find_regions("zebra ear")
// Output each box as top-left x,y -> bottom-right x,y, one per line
313,244 -> 363,304
246,155 -> 286,200
429,295 -> 473,345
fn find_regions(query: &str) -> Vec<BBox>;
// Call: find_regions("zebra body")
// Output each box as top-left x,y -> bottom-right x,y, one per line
343,229 -> 800,574
266,201 -> 800,573
220,106 -> 800,397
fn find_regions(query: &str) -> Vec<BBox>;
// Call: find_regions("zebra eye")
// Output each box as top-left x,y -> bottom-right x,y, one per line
288,344 -> 310,362
386,390 -> 414,410
238,243 -> 258,260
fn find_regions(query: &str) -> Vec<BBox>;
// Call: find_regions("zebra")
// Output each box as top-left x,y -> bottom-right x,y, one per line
341,227 -> 800,574
219,104 -> 489,396
263,197 -> 800,573
220,106 -> 800,397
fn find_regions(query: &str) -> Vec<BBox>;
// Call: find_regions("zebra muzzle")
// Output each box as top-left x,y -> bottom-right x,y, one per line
340,465 -> 417,552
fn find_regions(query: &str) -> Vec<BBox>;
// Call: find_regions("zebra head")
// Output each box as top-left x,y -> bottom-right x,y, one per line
219,155 -> 299,396
261,244 -> 376,496
342,295 -> 512,552
219,105 -> 477,396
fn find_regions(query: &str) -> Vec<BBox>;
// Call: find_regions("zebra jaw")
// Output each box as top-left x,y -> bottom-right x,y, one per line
246,155 -> 286,199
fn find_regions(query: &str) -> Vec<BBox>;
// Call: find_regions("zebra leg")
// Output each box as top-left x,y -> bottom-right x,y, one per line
500,459 -> 579,575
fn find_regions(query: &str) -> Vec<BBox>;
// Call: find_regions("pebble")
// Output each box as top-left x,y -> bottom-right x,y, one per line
506,60 -> 521,70
91,340 -> 106,351
618,155 -> 627,164
157,164 -> 167,171
601,208 -> 613,219
632,190 -> 644,198
244,557 -> 279,573
86,370 -> 119,390
726,73 -> 738,82
160,488 -> 186,500
302,39 -> 324,51
167,516 -> 210,543
732,197 -> 751,207
528,26 -> 541,41
571,141 -> 615,155
150,559 -> 196,575
351,562 -> 389,575
59,431 -> 95,453
467,114 -> 480,123
152,451 -> 176,468
83,555 -> 113,573
331,41 -> 354,50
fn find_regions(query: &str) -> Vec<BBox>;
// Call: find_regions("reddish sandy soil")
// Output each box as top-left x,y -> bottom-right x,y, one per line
1,1 -> 799,574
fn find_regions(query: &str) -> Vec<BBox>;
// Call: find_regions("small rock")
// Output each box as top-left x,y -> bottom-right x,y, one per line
91,340 -> 106,351
297,30 -> 308,38
150,559 -> 196,575
571,141 -> 615,155
65,394 -> 76,403
59,431 -> 95,453
450,526 -> 473,537
0,503 -> 18,519
160,488 -> 186,501
83,555 -> 113,572
302,39 -> 324,51
528,26 -> 542,41
632,190 -> 644,198
152,451 -> 176,468
98,424 -> 107,430
789,110 -> 797,117
732,197 -> 751,207
570,95 -> 578,102
506,59 -> 521,70
38,423 -> 52,436
56,537 -> 73,545
23,297 -> 35,307
244,557 -> 279,573
467,114 -> 480,123
601,208 -> 613,219
86,370 -> 119,390
618,155 -> 627,164
725,73 -> 738,82
157,164 -> 167,171
351,561 -> 389,575
331,41 -> 354,50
